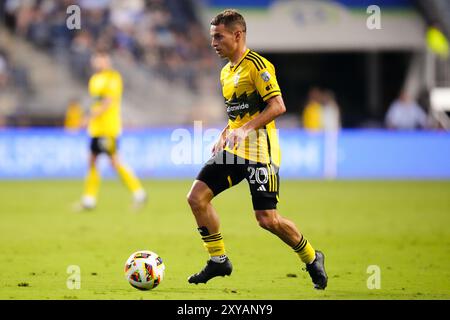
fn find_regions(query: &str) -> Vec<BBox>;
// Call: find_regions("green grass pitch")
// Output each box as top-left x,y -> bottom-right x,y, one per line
0,179 -> 449,300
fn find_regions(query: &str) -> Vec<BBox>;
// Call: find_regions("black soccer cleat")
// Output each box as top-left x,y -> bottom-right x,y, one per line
305,250 -> 328,290
188,258 -> 233,284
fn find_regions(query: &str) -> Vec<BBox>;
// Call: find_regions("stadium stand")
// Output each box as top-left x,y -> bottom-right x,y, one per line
0,0 -> 225,127
0,0 -> 449,129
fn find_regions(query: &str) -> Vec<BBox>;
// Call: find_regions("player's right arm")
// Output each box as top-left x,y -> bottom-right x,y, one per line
211,67 -> 231,155
80,97 -> 113,128
212,124 -> 230,155
89,97 -> 113,118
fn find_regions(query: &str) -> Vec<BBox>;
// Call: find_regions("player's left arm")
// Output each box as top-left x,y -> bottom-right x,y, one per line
226,61 -> 285,149
225,95 -> 285,149
89,97 -> 113,119
81,97 -> 113,127
242,95 -> 286,131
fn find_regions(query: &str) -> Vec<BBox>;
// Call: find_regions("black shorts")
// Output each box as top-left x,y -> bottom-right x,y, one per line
196,151 -> 280,210
90,137 -> 118,156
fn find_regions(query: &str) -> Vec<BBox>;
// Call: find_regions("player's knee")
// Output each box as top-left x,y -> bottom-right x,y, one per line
256,211 -> 280,232
187,191 -> 206,212
89,155 -> 97,168
109,157 -> 120,170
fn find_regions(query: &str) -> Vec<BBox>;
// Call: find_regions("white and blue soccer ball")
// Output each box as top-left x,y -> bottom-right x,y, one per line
124,250 -> 165,290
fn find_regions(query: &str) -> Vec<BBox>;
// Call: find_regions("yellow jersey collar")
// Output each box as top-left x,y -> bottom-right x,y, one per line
230,49 -> 250,72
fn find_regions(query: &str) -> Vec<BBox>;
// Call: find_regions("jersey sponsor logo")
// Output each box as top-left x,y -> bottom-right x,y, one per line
225,91 -> 266,121
226,102 -> 250,113
260,71 -> 271,82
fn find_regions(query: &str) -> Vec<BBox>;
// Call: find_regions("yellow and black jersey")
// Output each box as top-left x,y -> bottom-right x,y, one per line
221,49 -> 282,166
88,69 -> 123,138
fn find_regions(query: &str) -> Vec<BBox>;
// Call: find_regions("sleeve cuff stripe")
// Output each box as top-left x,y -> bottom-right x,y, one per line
262,90 -> 281,100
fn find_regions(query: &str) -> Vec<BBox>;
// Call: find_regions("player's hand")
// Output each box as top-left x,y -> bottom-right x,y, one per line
211,136 -> 226,155
225,127 -> 249,150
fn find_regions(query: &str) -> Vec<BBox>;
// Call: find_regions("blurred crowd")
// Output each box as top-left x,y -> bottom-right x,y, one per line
2,0 -> 215,91
0,45 -> 30,127
0,48 -> 10,126
301,87 -> 342,132
385,90 -> 430,130
0,1 -> 446,130
300,87 -> 440,131
0,49 -> 8,90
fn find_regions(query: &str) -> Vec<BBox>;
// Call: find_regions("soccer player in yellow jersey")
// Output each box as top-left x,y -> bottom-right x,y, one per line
78,49 -> 147,211
187,10 -> 327,289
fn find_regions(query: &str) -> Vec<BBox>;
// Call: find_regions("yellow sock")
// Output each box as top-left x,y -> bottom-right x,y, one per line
202,232 -> 226,258
293,235 -> 316,264
83,166 -> 100,199
116,164 -> 143,193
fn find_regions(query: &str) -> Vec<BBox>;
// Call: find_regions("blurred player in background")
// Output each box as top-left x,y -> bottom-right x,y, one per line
77,49 -> 147,211
186,9 -> 328,290
64,98 -> 84,132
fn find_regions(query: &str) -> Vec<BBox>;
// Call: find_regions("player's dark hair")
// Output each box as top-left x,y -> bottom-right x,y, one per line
211,9 -> 247,32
